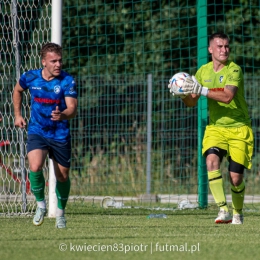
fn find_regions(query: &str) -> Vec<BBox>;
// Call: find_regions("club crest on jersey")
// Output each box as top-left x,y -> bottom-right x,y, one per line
69,87 -> 76,94
54,85 -> 61,94
219,76 -> 224,83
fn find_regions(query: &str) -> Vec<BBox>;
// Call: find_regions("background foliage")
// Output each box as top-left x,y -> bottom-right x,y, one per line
1,0 -> 260,200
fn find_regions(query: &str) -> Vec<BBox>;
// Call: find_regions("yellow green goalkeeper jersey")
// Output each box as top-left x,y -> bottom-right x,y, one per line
195,60 -> 251,127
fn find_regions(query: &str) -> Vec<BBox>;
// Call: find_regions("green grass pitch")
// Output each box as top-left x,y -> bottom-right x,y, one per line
1,205 -> 260,260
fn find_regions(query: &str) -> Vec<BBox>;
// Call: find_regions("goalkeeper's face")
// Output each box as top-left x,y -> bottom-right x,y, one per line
208,37 -> 230,64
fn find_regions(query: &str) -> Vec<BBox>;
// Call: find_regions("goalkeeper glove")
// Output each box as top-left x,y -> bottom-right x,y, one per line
170,90 -> 187,99
182,76 -> 208,96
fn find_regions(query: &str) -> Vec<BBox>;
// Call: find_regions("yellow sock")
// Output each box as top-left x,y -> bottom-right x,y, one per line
231,181 -> 245,215
208,170 -> 228,212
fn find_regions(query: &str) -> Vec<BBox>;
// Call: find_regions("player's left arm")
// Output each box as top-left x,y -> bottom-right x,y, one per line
63,96 -> 78,119
182,76 -> 238,104
178,84 -> 237,107
207,85 -> 237,104
51,97 -> 77,121
198,65 -> 240,103
51,75 -> 78,121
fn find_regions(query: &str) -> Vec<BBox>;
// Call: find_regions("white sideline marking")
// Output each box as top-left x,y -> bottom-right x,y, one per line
1,194 -> 260,203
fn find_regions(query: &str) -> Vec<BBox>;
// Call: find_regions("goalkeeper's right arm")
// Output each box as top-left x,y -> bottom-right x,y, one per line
181,94 -> 200,107
182,76 -> 209,96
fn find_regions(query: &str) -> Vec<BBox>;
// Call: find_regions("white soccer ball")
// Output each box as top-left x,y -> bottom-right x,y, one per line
169,72 -> 191,93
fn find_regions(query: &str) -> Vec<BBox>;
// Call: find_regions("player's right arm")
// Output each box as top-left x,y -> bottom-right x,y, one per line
13,82 -> 27,128
178,69 -> 202,107
181,94 -> 200,107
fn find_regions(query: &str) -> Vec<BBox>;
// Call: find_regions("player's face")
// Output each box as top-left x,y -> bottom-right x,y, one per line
208,37 -> 230,64
42,52 -> 62,80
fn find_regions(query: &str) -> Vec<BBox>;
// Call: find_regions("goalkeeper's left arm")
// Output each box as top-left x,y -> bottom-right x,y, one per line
183,76 -> 238,105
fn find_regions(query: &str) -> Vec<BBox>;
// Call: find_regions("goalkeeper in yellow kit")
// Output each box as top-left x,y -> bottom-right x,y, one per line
169,32 -> 254,224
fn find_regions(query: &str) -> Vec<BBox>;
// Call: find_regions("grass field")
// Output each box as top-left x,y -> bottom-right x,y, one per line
1,204 -> 260,260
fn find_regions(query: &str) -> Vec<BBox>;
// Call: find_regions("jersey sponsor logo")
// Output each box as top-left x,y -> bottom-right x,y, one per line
204,79 -> 212,82
34,97 -> 61,104
32,86 -> 41,90
54,85 -> 61,94
219,76 -> 224,83
233,69 -> 239,72
210,88 -> 224,91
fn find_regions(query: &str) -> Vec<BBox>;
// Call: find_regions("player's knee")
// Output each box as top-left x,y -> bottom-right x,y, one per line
204,147 -> 226,170
29,166 -> 43,172
228,158 -> 244,186
55,171 -> 69,182
230,174 -> 243,186
206,154 -> 220,171
230,178 -> 243,187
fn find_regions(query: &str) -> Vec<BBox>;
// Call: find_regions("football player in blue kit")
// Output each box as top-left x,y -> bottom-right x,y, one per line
13,43 -> 78,228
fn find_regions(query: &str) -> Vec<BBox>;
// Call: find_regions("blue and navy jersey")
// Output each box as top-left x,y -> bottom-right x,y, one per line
19,69 -> 77,141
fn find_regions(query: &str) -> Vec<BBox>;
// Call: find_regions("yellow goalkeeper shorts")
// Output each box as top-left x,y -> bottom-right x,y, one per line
202,125 -> 254,169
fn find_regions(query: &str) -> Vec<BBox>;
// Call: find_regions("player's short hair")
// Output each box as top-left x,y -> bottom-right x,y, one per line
40,42 -> 62,59
209,33 -> 229,44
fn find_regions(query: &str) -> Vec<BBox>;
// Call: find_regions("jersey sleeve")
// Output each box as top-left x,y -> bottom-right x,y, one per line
19,70 -> 39,90
225,65 -> 243,88
63,75 -> 78,98
19,72 -> 29,90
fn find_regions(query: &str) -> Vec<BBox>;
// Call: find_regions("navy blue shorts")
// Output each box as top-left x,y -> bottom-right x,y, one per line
27,134 -> 71,168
